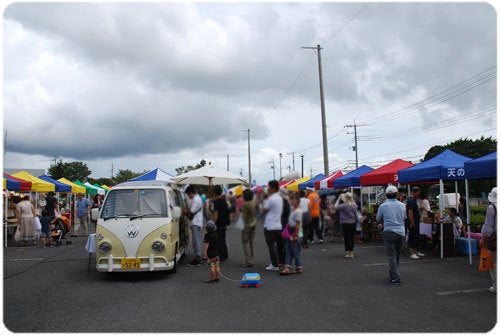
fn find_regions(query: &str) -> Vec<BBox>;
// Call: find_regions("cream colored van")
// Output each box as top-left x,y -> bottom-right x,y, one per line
91,180 -> 190,273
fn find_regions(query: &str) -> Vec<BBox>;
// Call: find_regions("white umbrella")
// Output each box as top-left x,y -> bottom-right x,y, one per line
170,165 -> 247,186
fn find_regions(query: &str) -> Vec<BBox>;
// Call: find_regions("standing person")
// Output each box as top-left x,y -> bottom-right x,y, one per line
407,187 -> 424,259
262,180 -> 284,271
281,192 -> 304,275
306,187 -> 323,244
333,192 -> 357,258
376,185 -> 407,284
418,193 -> 432,249
211,185 -> 230,261
397,187 -> 407,204
73,193 -> 92,237
480,187 -> 497,293
241,189 -> 256,267
184,186 -> 204,267
299,190 -> 311,248
16,195 -> 37,246
40,209 -> 55,248
45,191 -> 58,217
202,220 -> 220,283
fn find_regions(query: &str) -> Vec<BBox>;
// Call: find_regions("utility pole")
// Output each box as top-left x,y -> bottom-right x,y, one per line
302,44 -> 329,175
287,150 -> 296,171
345,120 -> 364,169
300,154 -> 304,178
226,154 -> 229,171
240,129 -> 252,187
269,158 -> 276,180
279,153 -> 283,180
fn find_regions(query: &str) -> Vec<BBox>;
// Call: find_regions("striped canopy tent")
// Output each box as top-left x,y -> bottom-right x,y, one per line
12,171 -> 55,193
3,173 -> 32,191
298,173 -> 325,191
93,183 -> 109,194
285,176 -> 311,191
38,175 -> 72,193
101,185 -> 112,191
84,182 -> 105,195
315,170 -> 343,189
279,179 -> 294,188
57,178 -> 86,194
128,167 -> 173,182
73,180 -> 98,195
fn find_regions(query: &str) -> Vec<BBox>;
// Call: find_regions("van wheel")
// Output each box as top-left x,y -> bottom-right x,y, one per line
170,244 -> 178,274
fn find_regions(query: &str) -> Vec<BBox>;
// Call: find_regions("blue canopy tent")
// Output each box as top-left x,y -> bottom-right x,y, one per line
333,165 -> 374,188
38,175 -> 72,193
398,149 -> 472,259
128,167 -> 173,182
464,151 -> 497,179
462,151 -> 497,264
298,173 -> 325,191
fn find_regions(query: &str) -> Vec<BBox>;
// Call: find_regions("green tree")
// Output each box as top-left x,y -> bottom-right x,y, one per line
112,169 -> 143,184
89,177 -> 114,187
175,159 -> 207,175
48,160 -> 92,181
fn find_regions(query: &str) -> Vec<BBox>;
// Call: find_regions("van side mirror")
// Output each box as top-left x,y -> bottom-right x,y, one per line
91,208 -> 100,221
172,207 -> 181,219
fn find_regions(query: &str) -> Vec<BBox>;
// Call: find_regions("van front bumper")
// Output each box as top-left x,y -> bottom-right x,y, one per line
96,254 -> 174,272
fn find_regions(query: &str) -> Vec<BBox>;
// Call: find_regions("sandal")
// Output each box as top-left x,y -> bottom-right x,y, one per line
296,268 -> 303,274
280,266 -> 292,275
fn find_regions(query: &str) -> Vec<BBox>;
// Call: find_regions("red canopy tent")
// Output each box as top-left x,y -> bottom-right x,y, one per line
360,159 -> 414,186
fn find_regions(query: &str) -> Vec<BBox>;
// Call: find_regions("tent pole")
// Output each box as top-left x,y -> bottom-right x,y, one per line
465,180 -> 472,265
5,189 -> 8,247
439,180 -> 444,259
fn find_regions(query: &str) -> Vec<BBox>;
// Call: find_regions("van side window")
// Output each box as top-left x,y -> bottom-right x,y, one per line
169,190 -> 180,207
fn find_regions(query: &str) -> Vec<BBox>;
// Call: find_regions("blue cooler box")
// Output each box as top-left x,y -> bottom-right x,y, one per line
455,237 -> 477,255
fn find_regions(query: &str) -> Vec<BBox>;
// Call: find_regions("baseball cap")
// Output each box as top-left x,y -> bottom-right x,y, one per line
386,185 -> 398,194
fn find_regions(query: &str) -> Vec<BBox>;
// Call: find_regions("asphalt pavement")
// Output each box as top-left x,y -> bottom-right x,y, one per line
3,222 -> 497,333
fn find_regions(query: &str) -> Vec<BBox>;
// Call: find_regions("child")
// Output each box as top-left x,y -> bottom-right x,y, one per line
447,207 -> 463,237
281,192 -> 303,275
202,220 -> 220,283
40,210 -> 56,248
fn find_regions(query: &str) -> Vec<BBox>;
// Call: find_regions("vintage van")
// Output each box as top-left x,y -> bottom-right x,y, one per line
91,180 -> 190,273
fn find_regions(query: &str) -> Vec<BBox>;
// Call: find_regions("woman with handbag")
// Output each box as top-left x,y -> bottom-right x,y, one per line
333,192 -> 358,258
480,187 -> 497,293
16,195 -> 37,246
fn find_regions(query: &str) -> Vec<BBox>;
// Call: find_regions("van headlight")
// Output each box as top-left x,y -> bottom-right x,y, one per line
99,242 -> 112,254
152,241 -> 165,253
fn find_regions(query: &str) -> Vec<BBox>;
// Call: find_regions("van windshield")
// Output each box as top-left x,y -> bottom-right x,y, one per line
101,189 -> 167,219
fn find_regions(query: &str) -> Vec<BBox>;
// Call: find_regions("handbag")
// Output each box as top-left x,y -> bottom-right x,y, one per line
479,247 -> 492,271
281,224 -> 294,240
14,226 -> 21,242
236,215 -> 244,230
356,209 -> 363,224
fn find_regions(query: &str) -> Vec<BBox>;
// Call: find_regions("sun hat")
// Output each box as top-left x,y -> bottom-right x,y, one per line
386,185 -> 398,194
488,187 -> 497,203
306,187 -> 314,192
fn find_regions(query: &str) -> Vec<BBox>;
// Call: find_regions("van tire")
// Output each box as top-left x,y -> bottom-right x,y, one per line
170,243 -> 178,274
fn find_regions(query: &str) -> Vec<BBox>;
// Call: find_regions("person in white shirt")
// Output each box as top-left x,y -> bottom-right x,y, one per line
262,180 -> 283,271
184,186 -> 204,266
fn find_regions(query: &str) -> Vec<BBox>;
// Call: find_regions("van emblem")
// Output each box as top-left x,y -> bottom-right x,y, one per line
125,224 -> 140,238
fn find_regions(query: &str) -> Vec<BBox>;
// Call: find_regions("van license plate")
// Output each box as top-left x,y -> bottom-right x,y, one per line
121,258 -> 141,269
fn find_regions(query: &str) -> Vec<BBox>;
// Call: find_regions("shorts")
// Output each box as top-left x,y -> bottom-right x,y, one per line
41,230 -> 51,238
207,256 -> 220,267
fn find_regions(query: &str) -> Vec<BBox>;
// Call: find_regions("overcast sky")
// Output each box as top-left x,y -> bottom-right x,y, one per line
2,1 -> 497,185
